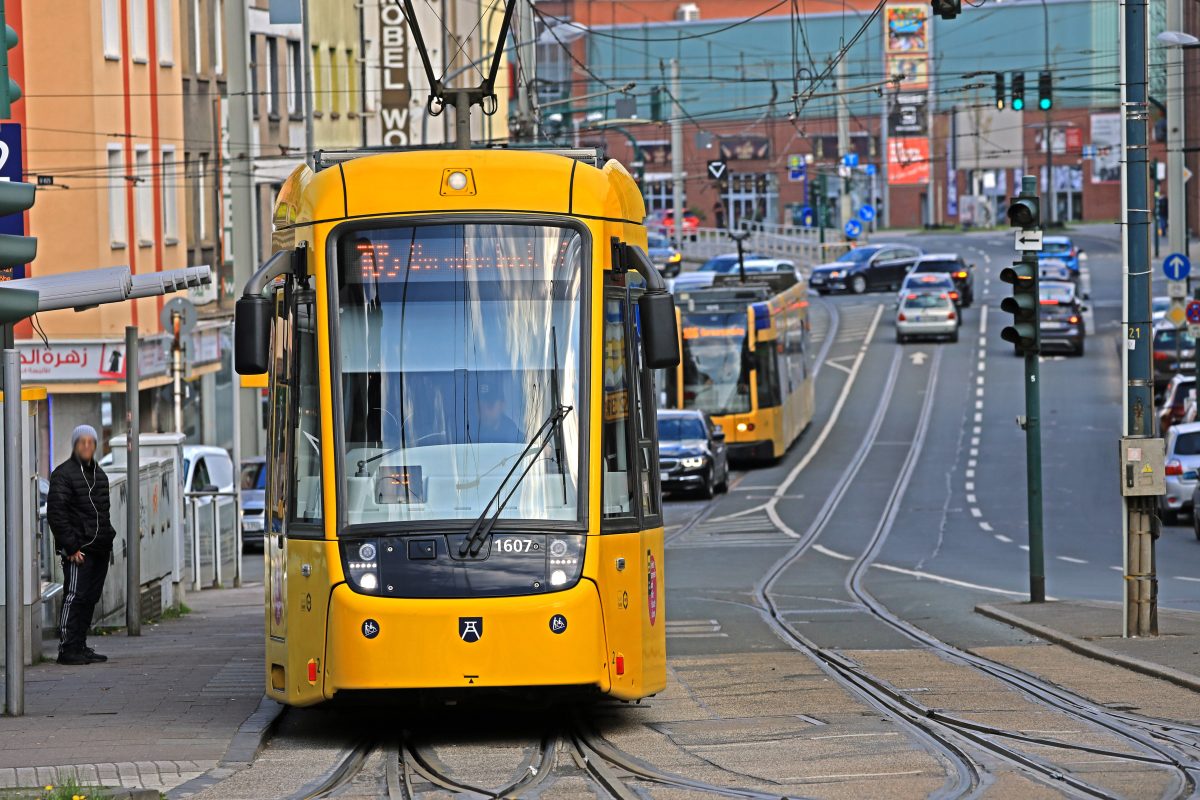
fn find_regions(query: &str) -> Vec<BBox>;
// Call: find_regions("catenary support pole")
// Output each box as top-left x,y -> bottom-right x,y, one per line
837,56 -> 852,227
1041,0 -> 1055,226
125,326 -> 141,636
3,345 -> 24,715
1121,0 -> 1157,637
1166,0 -> 1187,257
670,58 -> 685,251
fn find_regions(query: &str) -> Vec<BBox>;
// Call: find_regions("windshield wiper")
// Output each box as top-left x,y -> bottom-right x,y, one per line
458,403 -> 573,557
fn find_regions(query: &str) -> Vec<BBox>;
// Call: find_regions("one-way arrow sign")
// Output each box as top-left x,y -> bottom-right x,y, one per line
1014,230 -> 1044,251
707,160 -> 728,181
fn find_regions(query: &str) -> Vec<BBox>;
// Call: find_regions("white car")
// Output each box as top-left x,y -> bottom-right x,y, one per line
896,291 -> 958,343
1153,296 -> 1170,323
897,271 -> 960,308
673,257 -> 797,291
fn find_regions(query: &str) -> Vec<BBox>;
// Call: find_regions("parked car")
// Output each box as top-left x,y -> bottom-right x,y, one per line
1037,235 -> 1084,278
657,409 -> 729,499
808,243 -> 924,295
1038,280 -> 1086,357
898,272 -> 961,313
646,232 -> 683,278
906,253 -> 975,306
1160,375 -> 1196,434
1153,323 -> 1197,394
1162,421 -> 1200,523
240,457 -> 267,549
896,291 -> 959,343
673,257 -> 796,291
1153,296 -> 1170,323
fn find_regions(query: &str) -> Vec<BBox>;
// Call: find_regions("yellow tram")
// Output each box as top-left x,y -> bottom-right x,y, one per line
234,147 -> 679,706
666,273 -> 814,460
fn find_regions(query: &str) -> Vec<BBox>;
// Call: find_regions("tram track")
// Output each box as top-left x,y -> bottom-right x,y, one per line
747,311 -> 1200,798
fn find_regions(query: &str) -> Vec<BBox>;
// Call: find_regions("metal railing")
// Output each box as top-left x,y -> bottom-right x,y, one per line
679,225 -> 852,269
184,490 -> 241,591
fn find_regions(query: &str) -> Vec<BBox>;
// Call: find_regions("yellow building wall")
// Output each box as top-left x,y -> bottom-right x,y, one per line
310,0 -> 362,148
22,0 -> 188,339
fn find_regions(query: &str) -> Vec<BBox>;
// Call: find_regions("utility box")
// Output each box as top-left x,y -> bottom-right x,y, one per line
1119,437 -> 1165,496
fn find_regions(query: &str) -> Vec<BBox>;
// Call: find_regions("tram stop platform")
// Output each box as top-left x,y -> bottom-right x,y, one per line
977,599 -> 1200,693
0,584 -> 277,798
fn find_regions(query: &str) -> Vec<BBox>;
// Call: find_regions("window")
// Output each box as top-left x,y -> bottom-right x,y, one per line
107,147 -> 126,248
602,287 -> 635,522
134,147 -> 153,246
130,0 -> 148,62
326,47 -> 337,116
102,0 -> 121,60
249,36 -> 259,117
190,457 -> 211,491
161,148 -> 178,243
344,48 -> 356,116
310,46 -> 322,116
286,40 -> 301,116
266,38 -> 279,117
156,0 -> 173,65
641,178 -> 672,213
267,289 -> 293,537
630,298 -> 661,520
213,0 -> 224,74
191,0 -> 202,71
292,281 -> 322,524
197,153 -> 209,240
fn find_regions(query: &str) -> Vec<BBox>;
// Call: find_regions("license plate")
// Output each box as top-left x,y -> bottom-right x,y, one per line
811,275 -> 824,284
1182,362 -> 1196,370
1042,322 -> 1067,330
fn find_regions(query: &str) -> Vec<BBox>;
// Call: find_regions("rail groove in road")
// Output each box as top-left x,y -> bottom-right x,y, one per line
744,320 -> 1200,798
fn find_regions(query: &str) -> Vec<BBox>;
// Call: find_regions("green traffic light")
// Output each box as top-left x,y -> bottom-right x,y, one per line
1039,97 -> 1051,111
1012,97 -> 1025,110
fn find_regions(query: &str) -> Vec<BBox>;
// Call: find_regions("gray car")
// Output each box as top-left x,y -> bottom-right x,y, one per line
1162,422 -> 1200,523
240,457 -> 266,549
646,233 -> 683,278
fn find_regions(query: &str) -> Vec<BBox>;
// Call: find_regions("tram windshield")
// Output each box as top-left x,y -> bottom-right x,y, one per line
677,312 -> 752,416
335,223 -> 584,528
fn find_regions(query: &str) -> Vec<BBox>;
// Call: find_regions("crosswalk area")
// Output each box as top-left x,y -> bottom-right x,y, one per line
668,511 -> 790,549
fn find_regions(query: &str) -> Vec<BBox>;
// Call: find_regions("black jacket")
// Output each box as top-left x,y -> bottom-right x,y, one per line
47,456 -> 117,555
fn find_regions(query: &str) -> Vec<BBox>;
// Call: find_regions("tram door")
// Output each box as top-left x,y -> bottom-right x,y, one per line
266,286 -> 294,645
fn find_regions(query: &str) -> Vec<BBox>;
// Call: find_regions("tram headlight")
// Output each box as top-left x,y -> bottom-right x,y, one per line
546,535 -> 585,591
343,539 -> 381,595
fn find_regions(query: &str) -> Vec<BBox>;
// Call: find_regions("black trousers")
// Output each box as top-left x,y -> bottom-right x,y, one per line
59,552 -> 110,653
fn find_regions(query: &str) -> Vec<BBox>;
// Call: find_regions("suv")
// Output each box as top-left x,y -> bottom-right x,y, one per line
1160,375 -> 1196,434
906,254 -> 974,306
809,243 -> 923,295
1153,323 -> 1197,394
1162,421 -> 1200,523
1038,281 -> 1085,357
657,409 -> 729,499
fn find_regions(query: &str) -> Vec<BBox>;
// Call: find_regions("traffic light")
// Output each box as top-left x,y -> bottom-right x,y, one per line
1000,193 -> 1041,355
931,0 -> 961,19
0,285 -> 36,323
1011,72 -> 1025,111
650,88 -> 663,122
1037,71 -> 1052,111
0,180 -> 36,268
994,72 -> 1005,110
0,1 -> 21,119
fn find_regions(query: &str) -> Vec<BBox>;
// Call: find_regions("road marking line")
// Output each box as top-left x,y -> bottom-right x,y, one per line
973,426 -> 982,435
976,375 -> 985,385
965,481 -> 975,491
980,522 -> 993,532
966,469 -> 975,478
971,436 -> 980,446
823,359 -> 854,375
1019,544 -> 1029,551
994,533 -> 1012,543
974,413 -> 983,423
979,304 -> 988,335
808,732 -> 902,741
966,494 -> 977,504
1174,576 -> 1200,583
1111,566 -> 1124,572
871,562 -> 1032,598
812,543 -> 855,561
976,388 -> 984,398
1057,556 -> 1087,564
970,507 -> 983,518
788,769 -> 925,782
978,360 -> 986,372
970,448 -> 979,457
975,399 -> 984,409
978,338 -> 986,347
766,304 -> 885,539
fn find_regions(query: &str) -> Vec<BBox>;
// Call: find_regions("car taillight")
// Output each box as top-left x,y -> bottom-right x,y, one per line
948,311 -> 957,321
949,291 -> 960,301
1155,351 -> 1170,361
898,313 -> 907,322
1166,459 -> 1183,476
1068,315 -> 1080,324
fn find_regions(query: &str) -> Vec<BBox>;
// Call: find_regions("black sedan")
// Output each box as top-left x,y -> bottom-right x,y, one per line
657,409 -> 729,499
808,243 -> 924,295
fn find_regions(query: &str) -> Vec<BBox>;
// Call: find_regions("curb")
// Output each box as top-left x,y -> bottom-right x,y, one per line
975,603 -> 1200,694
167,696 -> 286,799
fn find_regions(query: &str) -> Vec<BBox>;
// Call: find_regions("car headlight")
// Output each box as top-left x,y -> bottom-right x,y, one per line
829,270 -> 845,279
668,252 -> 682,263
343,540 -> 380,595
680,456 -> 707,469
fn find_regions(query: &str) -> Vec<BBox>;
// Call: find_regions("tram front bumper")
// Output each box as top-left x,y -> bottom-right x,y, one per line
324,579 -> 610,695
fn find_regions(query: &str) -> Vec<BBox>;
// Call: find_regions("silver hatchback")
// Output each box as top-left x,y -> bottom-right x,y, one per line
896,291 -> 958,343
1163,422 -> 1200,522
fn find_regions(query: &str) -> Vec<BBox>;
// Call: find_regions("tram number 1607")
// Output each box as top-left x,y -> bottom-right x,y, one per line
494,537 -> 539,554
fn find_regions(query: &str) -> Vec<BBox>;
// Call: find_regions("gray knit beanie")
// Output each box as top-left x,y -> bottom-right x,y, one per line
71,424 -> 99,453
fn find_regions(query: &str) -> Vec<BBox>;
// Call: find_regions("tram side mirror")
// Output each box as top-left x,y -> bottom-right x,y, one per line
235,295 -> 273,375
639,291 -> 680,369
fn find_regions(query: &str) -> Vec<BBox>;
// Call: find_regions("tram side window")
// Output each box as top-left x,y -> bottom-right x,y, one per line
602,293 -> 636,523
755,344 -> 782,408
267,290 -> 293,534
291,285 -> 323,525
631,300 -> 661,521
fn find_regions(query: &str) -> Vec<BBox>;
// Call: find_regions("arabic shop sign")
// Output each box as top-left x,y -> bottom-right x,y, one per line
17,337 -> 171,383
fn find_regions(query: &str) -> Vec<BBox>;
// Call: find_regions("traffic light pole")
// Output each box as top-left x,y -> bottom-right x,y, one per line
3,333 -> 23,715
1121,0 -> 1158,637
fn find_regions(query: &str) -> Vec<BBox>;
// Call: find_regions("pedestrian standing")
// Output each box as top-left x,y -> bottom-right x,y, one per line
47,424 -> 115,665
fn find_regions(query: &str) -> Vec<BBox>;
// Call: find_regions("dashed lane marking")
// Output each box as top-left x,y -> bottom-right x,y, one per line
1057,556 -> 1088,565
994,533 -> 1011,543
979,522 -> 993,532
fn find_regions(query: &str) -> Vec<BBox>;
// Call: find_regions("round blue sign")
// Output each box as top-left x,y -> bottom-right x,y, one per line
858,205 -> 876,222
799,205 -> 815,228
844,219 -> 863,238
1164,252 -> 1192,281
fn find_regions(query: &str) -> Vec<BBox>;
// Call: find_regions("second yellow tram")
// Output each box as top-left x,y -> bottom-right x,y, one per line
234,147 -> 679,706
666,274 -> 815,460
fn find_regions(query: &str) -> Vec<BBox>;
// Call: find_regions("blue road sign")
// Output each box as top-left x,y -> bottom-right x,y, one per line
864,164 -> 877,175
788,168 -> 805,182
844,219 -> 862,238
0,123 -> 26,280
799,205 -> 815,227
858,205 -> 876,222
1164,252 -> 1192,281
1188,299 -> 1200,325
842,153 -> 859,168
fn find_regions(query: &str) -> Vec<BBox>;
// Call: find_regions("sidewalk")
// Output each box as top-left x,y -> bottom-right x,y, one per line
0,585 -> 277,796
977,600 -> 1200,692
